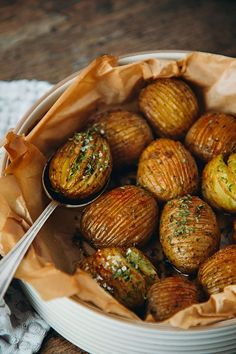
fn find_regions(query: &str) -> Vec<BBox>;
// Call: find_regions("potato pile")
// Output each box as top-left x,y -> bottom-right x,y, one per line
50,78 -> 236,320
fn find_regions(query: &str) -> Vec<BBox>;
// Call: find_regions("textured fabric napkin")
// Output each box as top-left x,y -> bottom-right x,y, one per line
0,80 -> 52,354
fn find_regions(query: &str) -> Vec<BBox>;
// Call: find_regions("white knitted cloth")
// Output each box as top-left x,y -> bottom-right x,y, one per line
0,80 -> 51,137
0,80 -> 53,354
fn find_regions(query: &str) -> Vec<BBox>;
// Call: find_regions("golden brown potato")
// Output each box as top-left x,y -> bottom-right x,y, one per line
202,153 -> 236,213
198,245 -> 236,295
147,276 -> 198,321
81,185 -> 158,248
81,247 -> 158,309
185,112 -> 236,162
91,110 -> 153,169
160,195 -> 220,274
49,129 -> 112,199
139,78 -> 199,139
137,139 -> 198,201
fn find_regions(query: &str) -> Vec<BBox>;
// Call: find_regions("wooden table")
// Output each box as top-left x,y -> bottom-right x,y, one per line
0,0 -> 235,353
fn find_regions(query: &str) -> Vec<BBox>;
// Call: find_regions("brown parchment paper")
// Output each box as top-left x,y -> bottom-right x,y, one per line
1,52 -> 236,328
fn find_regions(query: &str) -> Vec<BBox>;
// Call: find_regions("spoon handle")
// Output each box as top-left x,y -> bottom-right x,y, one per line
0,200 -> 58,301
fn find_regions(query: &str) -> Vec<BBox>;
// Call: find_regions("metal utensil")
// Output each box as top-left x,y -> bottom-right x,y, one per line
0,159 -> 109,301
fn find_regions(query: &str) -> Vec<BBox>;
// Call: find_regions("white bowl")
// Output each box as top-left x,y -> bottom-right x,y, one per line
1,51 -> 236,354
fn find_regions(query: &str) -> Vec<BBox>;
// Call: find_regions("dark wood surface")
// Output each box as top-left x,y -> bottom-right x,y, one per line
1,0 -> 236,83
1,0 -> 236,353
38,331 -> 87,354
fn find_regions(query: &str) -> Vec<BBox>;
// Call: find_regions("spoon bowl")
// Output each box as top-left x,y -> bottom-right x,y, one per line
42,158 -> 110,207
0,154 -> 110,301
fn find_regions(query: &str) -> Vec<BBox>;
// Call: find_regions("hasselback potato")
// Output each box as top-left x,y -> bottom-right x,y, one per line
139,78 -> 199,139
185,112 -> 236,162
81,185 -> 158,248
160,195 -> 220,274
147,276 -> 198,321
91,110 -> 153,169
137,139 -> 198,201
202,153 -> 236,213
81,247 -> 158,309
49,129 -> 112,199
198,245 -> 236,295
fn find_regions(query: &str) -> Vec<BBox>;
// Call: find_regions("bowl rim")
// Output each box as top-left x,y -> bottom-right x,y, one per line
15,49 -> 192,128
2,49 -> 236,332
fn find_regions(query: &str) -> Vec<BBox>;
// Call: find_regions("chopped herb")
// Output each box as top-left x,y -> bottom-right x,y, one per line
221,176 -> 228,183
72,132 -> 83,142
195,204 -> 204,221
170,195 -> 196,237
113,267 -> 131,281
67,131 -> 94,181
103,144 -> 108,152
84,162 -> 95,176
81,145 -> 88,152
169,215 -> 174,222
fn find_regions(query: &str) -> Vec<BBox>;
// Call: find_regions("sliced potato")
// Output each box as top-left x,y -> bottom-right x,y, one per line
137,139 -> 198,201
81,185 -> 158,248
147,276 -> 198,321
81,247 -> 158,309
198,245 -> 236,295
185,112 -> 236,162
49,129 -> 112,199
202,153 -> 236,213
160,195 -> 220,274
139,78 -> 199,138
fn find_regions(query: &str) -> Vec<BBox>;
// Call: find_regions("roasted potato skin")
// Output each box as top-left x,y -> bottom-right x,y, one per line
185,112 -> 236,162
147,276 -> 198,321
137,139 -> 198,201
49,130 -> 112,199
81,247 -> 158,309
81,185 -> 158,248
139,78 -> 199,139
160,195 -> 220,274
198,245 -> 236,295
91,110 -> 153,169
202,153 -> 236,213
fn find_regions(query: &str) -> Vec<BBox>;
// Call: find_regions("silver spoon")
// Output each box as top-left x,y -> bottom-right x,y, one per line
0,159 -> 109,301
